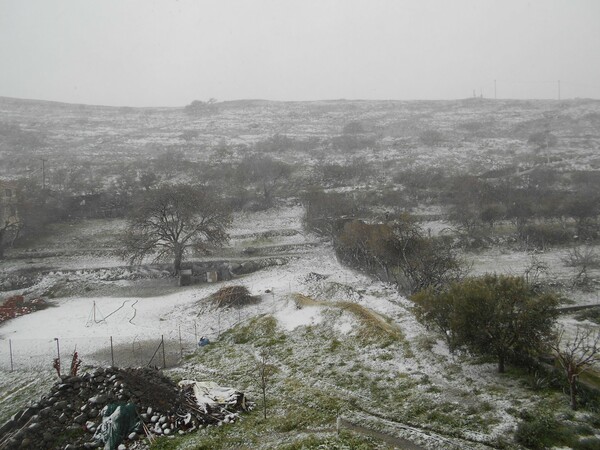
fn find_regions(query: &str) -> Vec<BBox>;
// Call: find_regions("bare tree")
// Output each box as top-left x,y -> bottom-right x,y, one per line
120,184 -> 231,275
0,181 -> 23,258
562,246 -> 599,288
256,348 -> 276,420
0,218 -> 21,259
335,217 -> 468,294
551,327 -> 600,410
237,155 -> 292,208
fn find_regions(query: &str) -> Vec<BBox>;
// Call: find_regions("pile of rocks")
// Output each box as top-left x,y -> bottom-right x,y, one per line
0,367 -> 250,450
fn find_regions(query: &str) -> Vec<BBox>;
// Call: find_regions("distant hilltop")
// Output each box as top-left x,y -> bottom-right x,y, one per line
2,95 -> 598,112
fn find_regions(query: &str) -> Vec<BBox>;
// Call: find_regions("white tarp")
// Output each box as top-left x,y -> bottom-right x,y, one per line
178,380 -> 246,413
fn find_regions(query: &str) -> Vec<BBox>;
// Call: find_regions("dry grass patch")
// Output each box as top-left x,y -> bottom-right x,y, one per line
336,301 -> 404,343
292,293 -> 326,308
291,293 -> 404,345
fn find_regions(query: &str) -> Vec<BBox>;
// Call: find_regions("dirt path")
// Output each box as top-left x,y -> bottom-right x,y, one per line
339,418 -> 427,450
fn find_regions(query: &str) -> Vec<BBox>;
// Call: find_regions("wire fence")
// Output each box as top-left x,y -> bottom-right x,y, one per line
0,334 -> 186,372
0,296 -> 281,372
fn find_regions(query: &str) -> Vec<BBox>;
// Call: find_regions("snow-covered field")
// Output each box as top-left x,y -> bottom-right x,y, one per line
0,206 -> 375,369
1,206 -> 599,449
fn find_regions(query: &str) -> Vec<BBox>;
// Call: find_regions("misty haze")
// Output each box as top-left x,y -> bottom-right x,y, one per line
1,1 -> 600,449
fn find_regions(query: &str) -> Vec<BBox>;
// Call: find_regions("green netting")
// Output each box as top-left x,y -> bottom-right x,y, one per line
93,403 -> 139,450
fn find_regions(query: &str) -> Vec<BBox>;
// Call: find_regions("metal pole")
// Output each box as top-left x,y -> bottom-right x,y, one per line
110,336 -> 114,367
161,335 -> 166,368
9,339 -> 14,372
54,337 -> 60,374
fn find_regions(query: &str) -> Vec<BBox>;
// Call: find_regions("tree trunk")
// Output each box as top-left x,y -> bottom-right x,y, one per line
498,354 -> 505,373
262,384 -> 267,419
173,244 -> 183,275
569,376 -> 578,411
0,227 -> 5,259
262,183 -> 272,207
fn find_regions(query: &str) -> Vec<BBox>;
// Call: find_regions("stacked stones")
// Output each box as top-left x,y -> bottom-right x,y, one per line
0,367 -> 248,450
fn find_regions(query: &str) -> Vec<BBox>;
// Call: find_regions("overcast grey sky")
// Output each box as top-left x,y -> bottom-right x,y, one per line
1,0 -> 599,106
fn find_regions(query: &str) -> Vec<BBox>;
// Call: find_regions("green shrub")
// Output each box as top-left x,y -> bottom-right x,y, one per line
515,413 -> 575,449
329,338 -> 342,352
520,223 -> 571,248
224,315 -> 278,345
575,307 -> 600,325
281,431 -> 382,450
274,410 -> 309,432
575,437 -> 600,450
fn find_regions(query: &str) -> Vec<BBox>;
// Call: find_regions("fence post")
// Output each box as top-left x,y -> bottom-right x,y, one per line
132,339 -> 136,366
54,338 -> 61,375
161,335 -> 166,368
110,336 -> 114,367
9,339 -> 14,372
179,325 -> 183,358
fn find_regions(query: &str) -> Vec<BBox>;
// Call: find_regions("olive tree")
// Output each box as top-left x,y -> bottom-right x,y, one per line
120,184 -> 231,274
412,275 -> 560,372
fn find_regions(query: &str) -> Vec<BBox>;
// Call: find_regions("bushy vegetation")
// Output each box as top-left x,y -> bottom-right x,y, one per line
3,97 -> 600,449
334,217 -> 466,294
515,411 -> 573,449
412,275 -> 560,372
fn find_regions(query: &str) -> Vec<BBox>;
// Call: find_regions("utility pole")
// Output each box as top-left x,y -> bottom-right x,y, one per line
558,80 -> 561,100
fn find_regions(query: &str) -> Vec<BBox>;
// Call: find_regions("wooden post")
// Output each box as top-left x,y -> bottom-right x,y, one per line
178,325 -> 183,358
161,335 -> 166,368
9,339 -> 14,372
110,336 -> 114,367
